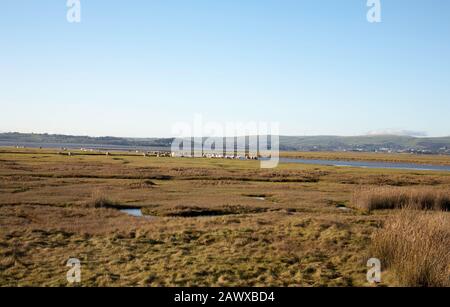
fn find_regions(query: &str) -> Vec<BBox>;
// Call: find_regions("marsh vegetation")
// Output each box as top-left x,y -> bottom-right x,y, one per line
0,148 -> 449,286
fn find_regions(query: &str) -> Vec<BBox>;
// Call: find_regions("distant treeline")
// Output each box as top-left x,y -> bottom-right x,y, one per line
0,132 -> 173,147
1,132 -> 449,153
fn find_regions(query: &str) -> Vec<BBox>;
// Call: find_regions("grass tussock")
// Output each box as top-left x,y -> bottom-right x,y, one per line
371,210 -> 450,287
352,186 -> 450,211
89,190 -> 119,208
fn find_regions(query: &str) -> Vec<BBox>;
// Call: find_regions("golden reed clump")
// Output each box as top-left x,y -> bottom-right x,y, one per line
352,186 -> 450,212
371,209 -> 449,287
88,190 -> 119,208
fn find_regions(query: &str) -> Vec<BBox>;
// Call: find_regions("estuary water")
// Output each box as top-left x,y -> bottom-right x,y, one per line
278,158 -> 450,172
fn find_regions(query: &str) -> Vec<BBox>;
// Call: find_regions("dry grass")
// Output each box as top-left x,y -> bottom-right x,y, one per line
371,210 -> 450,287
0,205 -> 376,287
352,186 -> 450,211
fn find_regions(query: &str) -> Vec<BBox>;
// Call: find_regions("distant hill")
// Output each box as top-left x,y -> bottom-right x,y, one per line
278,135 -> 450,153
1,132 -> 449,154
0,132 -> 173,148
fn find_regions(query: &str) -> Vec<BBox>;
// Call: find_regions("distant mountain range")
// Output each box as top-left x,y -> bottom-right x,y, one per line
1,132 -> 450,154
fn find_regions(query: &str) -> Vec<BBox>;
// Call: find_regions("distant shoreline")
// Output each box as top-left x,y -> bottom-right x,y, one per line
1,132 -> 450,155
2,145 -> 450,168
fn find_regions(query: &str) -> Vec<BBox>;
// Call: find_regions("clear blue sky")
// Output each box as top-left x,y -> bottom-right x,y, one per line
1,0 -> 449,137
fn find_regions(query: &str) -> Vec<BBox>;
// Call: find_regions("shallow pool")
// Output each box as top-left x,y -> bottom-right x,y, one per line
120,208 -> 143,217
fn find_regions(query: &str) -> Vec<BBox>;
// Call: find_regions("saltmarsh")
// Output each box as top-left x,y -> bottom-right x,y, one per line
0,148 -> 449,286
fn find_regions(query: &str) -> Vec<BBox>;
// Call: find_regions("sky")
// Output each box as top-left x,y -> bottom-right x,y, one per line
1,0 -> 449,138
